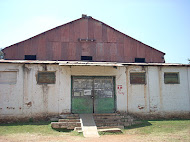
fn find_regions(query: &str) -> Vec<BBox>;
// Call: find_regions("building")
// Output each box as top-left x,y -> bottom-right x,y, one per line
0,60 -> 189,121
2,15 -> 165,63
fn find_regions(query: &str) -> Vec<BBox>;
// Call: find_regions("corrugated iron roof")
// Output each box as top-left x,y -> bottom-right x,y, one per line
0,60 -> 189,67
2,16 -> 165,55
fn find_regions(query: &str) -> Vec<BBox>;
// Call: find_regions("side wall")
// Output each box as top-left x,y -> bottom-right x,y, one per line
127,66 -> 190,118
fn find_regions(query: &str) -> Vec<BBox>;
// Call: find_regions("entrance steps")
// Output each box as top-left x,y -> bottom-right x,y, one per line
51,113 -> 141,132
51,114 -> 81,129
93,113 -> 125,129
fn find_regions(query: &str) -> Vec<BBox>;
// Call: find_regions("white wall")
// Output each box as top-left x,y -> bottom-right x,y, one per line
0,64 -> 128,119
0,63 -> 190,119
127,65 -> 190,117
69,66 -> 127,112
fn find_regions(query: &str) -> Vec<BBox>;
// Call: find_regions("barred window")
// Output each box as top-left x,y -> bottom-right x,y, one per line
37,72 -> 55,84
130,72 -> 146,84
164,72 -> 179,84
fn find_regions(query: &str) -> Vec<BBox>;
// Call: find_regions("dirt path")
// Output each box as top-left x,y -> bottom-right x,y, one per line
0,133 -> 188,142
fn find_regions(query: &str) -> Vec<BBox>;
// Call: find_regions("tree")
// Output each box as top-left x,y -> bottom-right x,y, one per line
188,59 -> 190,64
0,48 -> 4,59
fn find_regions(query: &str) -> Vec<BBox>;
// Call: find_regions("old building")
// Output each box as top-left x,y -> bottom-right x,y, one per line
0,60 -> 189,121
2,15 -> 165,63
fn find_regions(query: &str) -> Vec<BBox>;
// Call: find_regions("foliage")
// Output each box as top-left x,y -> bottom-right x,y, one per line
0,48 -> 4,59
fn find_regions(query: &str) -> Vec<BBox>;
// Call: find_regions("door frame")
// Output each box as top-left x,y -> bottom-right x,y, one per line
71,76 -> 116,113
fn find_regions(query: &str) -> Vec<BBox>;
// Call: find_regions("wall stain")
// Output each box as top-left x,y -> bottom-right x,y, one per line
138,105 -> 144,110
25,102 -> 32,107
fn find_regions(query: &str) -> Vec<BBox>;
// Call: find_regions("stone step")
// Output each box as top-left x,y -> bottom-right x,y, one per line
93,113 -> 119,116
51,122 -> 81,129
98,128 -> 122,133
94,119 -> 123,123
58,119 -> 80,122
59,114 -> 79,119
95,122 -> 124,127
66,116 -> 80,119
93,115 -> 124,119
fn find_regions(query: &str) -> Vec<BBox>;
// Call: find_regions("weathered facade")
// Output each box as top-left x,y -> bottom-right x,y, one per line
0,60 -> 189,121
2,15 -> 165,63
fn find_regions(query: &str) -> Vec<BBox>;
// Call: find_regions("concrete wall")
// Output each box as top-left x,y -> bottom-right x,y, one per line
0,63 -> 127,120
126,65 -> 190,118
0,63 -> 190,121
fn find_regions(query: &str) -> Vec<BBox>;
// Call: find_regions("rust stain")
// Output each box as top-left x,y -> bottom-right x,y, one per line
6,107 -> 15,109
3,16 -> 165,63
138,105 -> 144,110
42,64 -> 47,71
25,102 -> 32,107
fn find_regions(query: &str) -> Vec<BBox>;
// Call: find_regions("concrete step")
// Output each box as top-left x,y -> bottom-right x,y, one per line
94,115 -> 124,120
94,119 -> 124,123
93,113 -> 119,116
51,122 -> 81,129
98,128 -> 122,133
59,114 -> 79,119
95,122 -> 124,127
58,119 -> 80,122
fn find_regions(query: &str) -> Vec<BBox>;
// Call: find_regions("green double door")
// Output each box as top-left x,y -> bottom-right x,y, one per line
71,76 -> 115,114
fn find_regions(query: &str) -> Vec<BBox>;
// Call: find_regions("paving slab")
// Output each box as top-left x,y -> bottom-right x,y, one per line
79,114 -> 100,138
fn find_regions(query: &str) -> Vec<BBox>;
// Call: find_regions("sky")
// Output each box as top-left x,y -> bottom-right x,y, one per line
0,0 -> 189,63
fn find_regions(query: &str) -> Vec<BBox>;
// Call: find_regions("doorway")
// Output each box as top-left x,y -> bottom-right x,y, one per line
71,76 -> 115,113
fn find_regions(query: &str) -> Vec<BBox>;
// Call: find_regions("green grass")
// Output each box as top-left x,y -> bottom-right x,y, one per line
0,120 -> 190,141
124,120 -> 190,141
124,120 -> 190,135
0,121 -> 73,136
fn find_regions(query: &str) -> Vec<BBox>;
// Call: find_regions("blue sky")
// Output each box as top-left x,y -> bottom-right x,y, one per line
0,0 -> 189,63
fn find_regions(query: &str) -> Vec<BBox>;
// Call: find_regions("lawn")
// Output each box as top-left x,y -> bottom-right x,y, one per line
0,120 -> 190,142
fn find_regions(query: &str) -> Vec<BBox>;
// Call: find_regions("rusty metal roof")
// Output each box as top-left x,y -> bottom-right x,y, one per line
0,60 -> 189,67
2,16 -> 165,55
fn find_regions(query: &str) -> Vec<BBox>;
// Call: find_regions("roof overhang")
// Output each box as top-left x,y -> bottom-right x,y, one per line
0,60 -> 189,67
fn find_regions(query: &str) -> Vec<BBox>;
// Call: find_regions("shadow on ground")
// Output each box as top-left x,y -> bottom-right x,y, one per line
124,121 -> 152,130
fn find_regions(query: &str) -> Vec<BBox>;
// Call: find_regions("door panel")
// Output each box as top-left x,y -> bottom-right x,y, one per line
71,76 -> 115,114
72,77 -> 93,113
94,77 -> 115,113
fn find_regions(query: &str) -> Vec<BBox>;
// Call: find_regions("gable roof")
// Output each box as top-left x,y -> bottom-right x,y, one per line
3,15 -> 165,55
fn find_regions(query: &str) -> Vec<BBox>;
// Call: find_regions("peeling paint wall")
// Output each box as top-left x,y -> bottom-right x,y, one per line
127,65 -> 190,118
0,63 -> 190,120
0,63 -> 127,120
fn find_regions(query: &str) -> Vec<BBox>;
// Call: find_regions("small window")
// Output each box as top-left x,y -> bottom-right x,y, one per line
164,72 -> 179,84
37,72 -> 55,84
130,72 -> 146,84
135,58 -> 145,63
25,55 -> 36,60
81,56 -> 93,61
0,71 -> 17,84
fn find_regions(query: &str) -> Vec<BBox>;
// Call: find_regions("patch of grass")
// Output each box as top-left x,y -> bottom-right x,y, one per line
0,121 -> 72,136
70,131 -> 83,137
99,131 -> 123,135
124,120 -> 190,135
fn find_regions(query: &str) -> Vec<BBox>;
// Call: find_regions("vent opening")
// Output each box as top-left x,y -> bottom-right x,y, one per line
81,56 -> 93,61
135,58 -> 145,63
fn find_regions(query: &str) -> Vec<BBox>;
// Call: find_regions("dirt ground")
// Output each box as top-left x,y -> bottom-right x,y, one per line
0,133 -> 189,142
